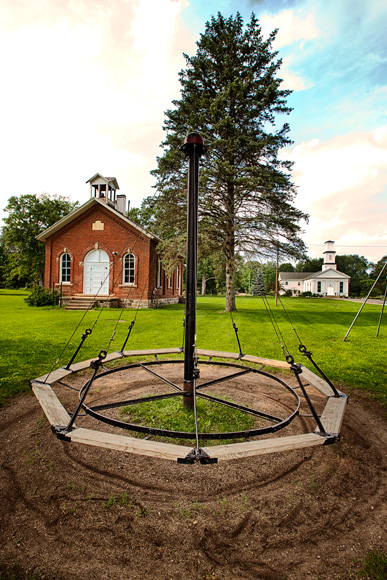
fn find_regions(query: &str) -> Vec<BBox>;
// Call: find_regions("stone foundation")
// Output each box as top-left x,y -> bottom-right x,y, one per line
62,295 -> 181,310
119,297 -> 181,309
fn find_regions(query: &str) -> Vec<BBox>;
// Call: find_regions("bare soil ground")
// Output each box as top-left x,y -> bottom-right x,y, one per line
1,362 -> 386,580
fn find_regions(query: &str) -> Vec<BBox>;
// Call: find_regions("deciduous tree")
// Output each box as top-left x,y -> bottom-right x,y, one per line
2,194 -> 78,287
335,254 -> 371,296
369,255 -> 387,294
295,258 -> 323,272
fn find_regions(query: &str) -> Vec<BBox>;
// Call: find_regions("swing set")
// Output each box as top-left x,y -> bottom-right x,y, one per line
31,132 -> 347,464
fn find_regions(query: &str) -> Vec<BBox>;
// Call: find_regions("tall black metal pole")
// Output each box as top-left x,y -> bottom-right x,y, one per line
181,132 -> 206,409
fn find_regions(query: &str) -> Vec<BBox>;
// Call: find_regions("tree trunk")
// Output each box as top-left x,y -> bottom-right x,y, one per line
225,183 -> 236,312
275,243 -> 279,307
225,231 -> 236,312
201,272 -> 207,296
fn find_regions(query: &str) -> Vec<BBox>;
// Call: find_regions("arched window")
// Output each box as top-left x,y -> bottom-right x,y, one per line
175,265 -> 181,293
157,258 -> 162,288
60,253 -> 71,283
123,253 -> 135,284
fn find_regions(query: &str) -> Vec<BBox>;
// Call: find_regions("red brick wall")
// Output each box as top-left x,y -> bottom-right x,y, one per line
42,205 -> 183,301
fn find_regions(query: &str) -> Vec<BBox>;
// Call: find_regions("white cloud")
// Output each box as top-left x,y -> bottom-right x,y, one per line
283,126 -> 387,261
0,0 -> 193,219
259,8 -> 319,91
280,56 -> 314,91
260,8 -> 319,49
288,128 -> 387,204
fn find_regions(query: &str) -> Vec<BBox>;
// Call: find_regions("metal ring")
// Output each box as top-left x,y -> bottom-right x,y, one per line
79,358 -> 301,441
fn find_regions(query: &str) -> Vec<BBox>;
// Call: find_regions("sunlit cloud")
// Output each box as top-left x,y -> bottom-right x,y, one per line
258,8 -> 319,91
0,0 -> 194,215
282,126 -> 387,261
288,127 -> 387,204
280,56 -> 314,91
260,8 -> 319,48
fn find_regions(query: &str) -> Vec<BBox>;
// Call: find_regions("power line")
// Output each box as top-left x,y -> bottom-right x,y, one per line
305,243 -> 387,248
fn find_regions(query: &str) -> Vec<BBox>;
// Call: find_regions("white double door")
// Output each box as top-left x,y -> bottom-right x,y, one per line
83,249 -> 109,295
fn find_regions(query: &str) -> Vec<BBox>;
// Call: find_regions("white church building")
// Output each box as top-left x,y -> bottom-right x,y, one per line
279,241 -> 350,297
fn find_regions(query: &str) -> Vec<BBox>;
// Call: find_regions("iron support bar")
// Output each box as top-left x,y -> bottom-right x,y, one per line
376,278 -> 387,337
54,350 -> 106,437
197,392 -> 282,422
195,368 -> 253,391
91,391 -> 183,412
344,261 -> 387,341
232,321 -> 244,357
139,363 -> 182,392
289,359 -> 327,435
120,320 -> 135,353
298,345 -> 341,397
65,328 -> 92,370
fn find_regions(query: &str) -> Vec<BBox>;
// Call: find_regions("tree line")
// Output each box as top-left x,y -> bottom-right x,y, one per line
0,192 -> 385,298
0,194 -> 77,288
238,256 -> 387,298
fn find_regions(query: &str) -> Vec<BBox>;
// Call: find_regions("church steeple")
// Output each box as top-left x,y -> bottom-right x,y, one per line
322,240 -> 337,271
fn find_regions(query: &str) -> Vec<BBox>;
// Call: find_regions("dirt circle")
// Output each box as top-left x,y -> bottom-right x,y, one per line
1,362 -> 386,580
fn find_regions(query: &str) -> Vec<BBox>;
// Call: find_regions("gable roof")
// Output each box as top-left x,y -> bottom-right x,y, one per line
304,268 -> 350,280
86,173 -> 120,190
278,272 -> 314,281
36,197 -> 161,242
279,269 -> 350,282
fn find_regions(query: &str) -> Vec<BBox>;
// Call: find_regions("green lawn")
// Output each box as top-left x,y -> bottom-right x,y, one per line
1,289 -> 386,406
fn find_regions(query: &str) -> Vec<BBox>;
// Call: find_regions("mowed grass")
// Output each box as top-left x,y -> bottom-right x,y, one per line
0,289 -> 386,406
119,395 -> 255,445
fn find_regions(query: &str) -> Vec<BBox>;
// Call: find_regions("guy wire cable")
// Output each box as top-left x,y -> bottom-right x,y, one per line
260,293 -> 291,360
277,293 -> 341,397
277,293 -> 304,347
105,238 -> 156,353
88,233 -> 143,334
44,228 -> 141,381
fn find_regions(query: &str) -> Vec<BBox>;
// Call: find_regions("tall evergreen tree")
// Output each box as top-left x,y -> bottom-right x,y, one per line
150,12 -> 307,311
252,269 -> 266,296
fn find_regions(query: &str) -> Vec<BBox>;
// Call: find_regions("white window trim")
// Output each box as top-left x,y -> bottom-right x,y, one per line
175,265 -> 181,293
60,252 -> 71,284
157,259 -> 162,288
123,253 -> 135,285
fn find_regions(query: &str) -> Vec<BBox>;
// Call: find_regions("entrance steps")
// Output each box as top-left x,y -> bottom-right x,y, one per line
63,295 -> 96,310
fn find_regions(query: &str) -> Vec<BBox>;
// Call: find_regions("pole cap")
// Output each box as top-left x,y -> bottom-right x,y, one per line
181,131 -> 206,156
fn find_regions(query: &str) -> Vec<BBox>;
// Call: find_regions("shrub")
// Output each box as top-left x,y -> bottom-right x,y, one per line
25,285 -> 59,307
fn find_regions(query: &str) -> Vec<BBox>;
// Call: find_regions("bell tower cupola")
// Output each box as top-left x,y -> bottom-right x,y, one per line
86,173 -> 120,209
322,240 -> 337,271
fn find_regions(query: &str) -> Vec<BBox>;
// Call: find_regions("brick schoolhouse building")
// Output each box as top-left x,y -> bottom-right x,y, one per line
37,173 -> 183,308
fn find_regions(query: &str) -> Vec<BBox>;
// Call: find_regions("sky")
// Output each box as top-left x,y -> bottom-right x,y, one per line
0,0 -> 386,264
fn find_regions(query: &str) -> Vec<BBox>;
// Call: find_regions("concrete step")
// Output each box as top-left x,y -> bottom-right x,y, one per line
64,297 -> 96,310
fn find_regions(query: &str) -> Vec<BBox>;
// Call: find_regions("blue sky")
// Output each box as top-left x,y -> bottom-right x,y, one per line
0,0 -> 386,262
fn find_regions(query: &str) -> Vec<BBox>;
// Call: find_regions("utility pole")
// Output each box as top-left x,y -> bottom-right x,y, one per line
275,242 -> 279,307
181,132 -> 206,409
